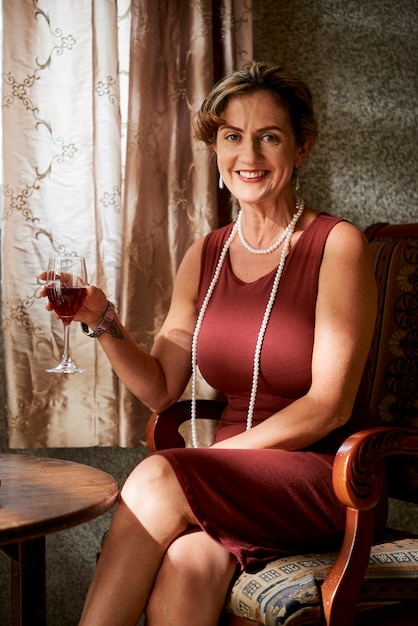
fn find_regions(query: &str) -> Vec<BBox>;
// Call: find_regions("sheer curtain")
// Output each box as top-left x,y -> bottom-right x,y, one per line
1,0 -> 252,448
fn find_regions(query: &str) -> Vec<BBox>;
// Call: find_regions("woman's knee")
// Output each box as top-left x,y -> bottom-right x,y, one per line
120,455 -> 194,525
122,455 -> 173,499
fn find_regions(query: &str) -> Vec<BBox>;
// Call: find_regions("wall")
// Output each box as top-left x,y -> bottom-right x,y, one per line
0,1 -> 417,623
253,0 -> 418,230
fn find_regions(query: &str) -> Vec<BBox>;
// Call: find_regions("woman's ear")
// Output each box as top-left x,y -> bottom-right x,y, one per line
294,139 -> 313,168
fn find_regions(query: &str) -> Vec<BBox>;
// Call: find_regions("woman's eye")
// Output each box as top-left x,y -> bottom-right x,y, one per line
261,134 -> 279,143
225,133 -> 239,142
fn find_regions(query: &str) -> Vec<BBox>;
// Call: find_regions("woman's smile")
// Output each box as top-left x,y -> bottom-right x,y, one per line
238,169 -> 269,181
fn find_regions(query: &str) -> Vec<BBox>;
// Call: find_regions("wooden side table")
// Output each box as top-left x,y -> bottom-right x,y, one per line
0,453 -> 119,625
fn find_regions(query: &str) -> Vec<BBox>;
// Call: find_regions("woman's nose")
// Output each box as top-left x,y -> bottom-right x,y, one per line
240,136 -> 260,162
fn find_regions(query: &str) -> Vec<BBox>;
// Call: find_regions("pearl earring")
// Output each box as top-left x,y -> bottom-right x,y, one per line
294,169 -> 300,192
218,174 -> 224,189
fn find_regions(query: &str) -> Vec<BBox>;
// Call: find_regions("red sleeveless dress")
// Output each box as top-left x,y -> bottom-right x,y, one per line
155,213 -> 387,569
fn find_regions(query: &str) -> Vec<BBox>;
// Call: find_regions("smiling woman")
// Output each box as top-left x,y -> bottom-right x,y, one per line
74,62 -> 384,626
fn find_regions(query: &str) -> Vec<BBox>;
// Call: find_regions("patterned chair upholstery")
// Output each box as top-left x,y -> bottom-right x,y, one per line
146,223 -> 418,626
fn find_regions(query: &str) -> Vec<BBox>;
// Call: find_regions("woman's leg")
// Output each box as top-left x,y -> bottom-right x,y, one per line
146,530 -> 237,626
79,455 -> 199,626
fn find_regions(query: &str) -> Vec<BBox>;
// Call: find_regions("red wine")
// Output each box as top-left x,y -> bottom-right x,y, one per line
47,286 -> 87,320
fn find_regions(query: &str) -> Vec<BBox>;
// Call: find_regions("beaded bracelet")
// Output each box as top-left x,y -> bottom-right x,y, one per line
81,301 -> 116,338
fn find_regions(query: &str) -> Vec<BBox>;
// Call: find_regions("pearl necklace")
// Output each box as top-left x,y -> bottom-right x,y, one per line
236,198 -> 304,254
190,197 -> 305,448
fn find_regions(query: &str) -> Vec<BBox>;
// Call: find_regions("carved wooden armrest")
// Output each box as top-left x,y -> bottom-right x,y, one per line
322,426 -> 418,625
332,426 -> 418,509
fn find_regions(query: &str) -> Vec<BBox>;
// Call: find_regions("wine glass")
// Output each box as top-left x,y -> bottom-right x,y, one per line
45,256 -> 88,373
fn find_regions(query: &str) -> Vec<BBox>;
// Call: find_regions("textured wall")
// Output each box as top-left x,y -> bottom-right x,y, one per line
253,0 -> 418,230
0,1 -> 417,623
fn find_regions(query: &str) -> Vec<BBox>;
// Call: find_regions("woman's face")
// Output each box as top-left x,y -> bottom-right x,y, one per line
214,90 -> 310,208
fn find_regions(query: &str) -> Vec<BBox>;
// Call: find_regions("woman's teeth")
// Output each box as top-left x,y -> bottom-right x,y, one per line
239,171 -> 266,179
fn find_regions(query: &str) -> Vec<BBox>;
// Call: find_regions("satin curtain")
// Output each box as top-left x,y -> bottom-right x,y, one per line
119,0 -> 253,445
1,0 -> 252,447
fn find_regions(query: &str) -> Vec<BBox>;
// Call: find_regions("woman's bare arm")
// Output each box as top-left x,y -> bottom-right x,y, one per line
97,239 -> 205,411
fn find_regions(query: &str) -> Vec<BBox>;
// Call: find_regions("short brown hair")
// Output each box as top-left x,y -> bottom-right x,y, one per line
194,61 -> 318,148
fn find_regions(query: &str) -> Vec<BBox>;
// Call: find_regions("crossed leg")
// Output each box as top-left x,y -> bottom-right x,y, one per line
79,454 -> 236,626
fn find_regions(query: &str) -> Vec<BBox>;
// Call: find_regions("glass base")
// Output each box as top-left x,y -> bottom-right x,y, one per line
46,357 -> 85,374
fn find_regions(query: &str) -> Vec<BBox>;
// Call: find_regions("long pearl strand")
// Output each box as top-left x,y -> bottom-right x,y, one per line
237,198 -> 304,255
190,197 -> 304,448
190,223 -> 238,448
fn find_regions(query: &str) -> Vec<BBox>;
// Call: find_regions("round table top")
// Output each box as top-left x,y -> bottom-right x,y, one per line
0,453 -> 119,545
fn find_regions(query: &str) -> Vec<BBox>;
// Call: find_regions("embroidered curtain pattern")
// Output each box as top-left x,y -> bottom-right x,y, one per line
1,0 -> 252,448
2,0 -> 129,447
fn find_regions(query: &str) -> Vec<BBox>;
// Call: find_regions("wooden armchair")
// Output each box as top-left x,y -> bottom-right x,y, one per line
146,223 -> 418,626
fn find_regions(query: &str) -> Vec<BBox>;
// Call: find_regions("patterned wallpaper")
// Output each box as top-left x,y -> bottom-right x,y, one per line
252,0 -> 418,230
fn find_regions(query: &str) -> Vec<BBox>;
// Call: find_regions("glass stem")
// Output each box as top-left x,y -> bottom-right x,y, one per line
62,320 -> 72,365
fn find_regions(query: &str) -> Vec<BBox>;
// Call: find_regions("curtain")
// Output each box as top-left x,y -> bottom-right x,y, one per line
2,0 -> 129,447
119,0 -> 253,445
1,0 -> 252,448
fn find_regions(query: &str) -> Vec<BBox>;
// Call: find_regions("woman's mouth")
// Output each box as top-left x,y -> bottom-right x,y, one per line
238,170 -> 268,180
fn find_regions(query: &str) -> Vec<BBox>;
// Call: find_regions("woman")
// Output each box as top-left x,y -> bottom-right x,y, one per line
44,62 -> 385,625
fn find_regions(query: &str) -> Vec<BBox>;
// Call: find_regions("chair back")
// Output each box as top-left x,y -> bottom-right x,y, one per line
358,223 -> 418,502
